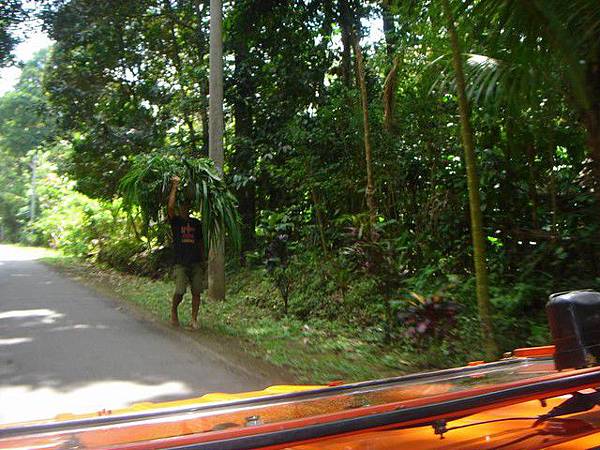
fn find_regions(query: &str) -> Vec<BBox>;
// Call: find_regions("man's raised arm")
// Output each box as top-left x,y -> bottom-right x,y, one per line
167,175 -> 180,219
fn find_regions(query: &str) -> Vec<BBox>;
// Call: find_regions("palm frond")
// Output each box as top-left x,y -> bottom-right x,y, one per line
429,50 -> 553,113
118,154 -> 241,253
466,0 -> 600,111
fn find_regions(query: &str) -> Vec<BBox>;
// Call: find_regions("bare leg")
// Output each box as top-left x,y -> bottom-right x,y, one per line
191,294 -> 201,329
171,293 -> 184,326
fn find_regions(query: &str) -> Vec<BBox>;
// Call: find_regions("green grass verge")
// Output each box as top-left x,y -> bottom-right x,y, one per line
40,254 -> 453,384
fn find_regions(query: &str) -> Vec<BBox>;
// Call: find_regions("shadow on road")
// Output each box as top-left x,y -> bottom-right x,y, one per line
0,246 -> 269,425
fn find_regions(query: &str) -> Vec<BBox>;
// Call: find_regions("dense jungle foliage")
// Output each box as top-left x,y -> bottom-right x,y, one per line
2,0 -> 600,364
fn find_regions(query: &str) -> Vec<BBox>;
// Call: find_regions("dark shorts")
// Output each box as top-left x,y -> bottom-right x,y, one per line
173,263 -> 206,295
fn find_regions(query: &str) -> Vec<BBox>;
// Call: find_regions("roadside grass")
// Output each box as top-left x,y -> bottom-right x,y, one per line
41,254 -> 436,384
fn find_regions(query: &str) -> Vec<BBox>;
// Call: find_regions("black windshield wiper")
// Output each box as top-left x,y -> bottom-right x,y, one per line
535,389 -> 600,424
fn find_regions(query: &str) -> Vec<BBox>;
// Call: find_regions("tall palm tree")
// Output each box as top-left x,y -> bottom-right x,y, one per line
441,0 -> 499,358
208,0 -> 225,300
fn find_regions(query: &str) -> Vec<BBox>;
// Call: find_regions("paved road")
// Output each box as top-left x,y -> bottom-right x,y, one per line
0,246 -> 276,425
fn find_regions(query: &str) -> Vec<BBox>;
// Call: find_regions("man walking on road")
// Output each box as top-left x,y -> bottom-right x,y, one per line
167,175 -> 206,329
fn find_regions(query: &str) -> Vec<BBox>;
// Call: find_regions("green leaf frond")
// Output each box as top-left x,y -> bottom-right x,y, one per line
118,154 -> 241,253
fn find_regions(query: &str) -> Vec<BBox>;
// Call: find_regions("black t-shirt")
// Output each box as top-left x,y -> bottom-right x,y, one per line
170,216 -> 205,265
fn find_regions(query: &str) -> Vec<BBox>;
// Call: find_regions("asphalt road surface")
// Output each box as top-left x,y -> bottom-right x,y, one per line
0,246 -> 277,425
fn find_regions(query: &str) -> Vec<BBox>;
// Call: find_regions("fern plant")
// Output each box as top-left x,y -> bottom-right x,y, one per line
118,154 -> 241,252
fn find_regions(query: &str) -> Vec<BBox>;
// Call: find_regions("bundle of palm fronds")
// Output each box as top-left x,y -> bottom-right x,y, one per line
119,154 -> 241,252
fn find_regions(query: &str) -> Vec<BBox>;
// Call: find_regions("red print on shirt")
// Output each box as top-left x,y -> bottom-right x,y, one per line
181,224 -> 196,244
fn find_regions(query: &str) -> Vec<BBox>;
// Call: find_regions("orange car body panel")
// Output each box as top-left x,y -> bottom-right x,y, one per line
2,354 -> 600,449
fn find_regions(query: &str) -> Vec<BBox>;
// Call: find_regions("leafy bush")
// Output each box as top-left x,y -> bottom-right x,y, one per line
27,190 -> 110,256
96,238 -> 146,273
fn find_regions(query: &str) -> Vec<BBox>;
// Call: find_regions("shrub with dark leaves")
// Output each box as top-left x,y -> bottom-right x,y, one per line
340,225 -> 405,289
397,291 -> 461,344
341,222 -> 409,342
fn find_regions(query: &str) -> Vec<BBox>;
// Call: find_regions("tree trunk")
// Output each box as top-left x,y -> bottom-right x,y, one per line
316,0 -> 335,106
192,0 -> 209,155
303,158 -> 328,255
442,0 -> 498,358
383,55 -> 400,132
581,55 -> 600,276
233,32 -> 256,254
500,122 -> 516,267
208,0 -> 225,300
381,0 -> 396,58
582,106 -> 600,194
351,30 -> 377,232
199,78 -> 210,154
311,187 -> 328,255
381,0 -> 399,132
338,0 -> 353,88
582,55 -> 600,189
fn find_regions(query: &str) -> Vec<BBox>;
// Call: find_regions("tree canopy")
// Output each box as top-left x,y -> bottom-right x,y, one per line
0,0 -> 26,66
